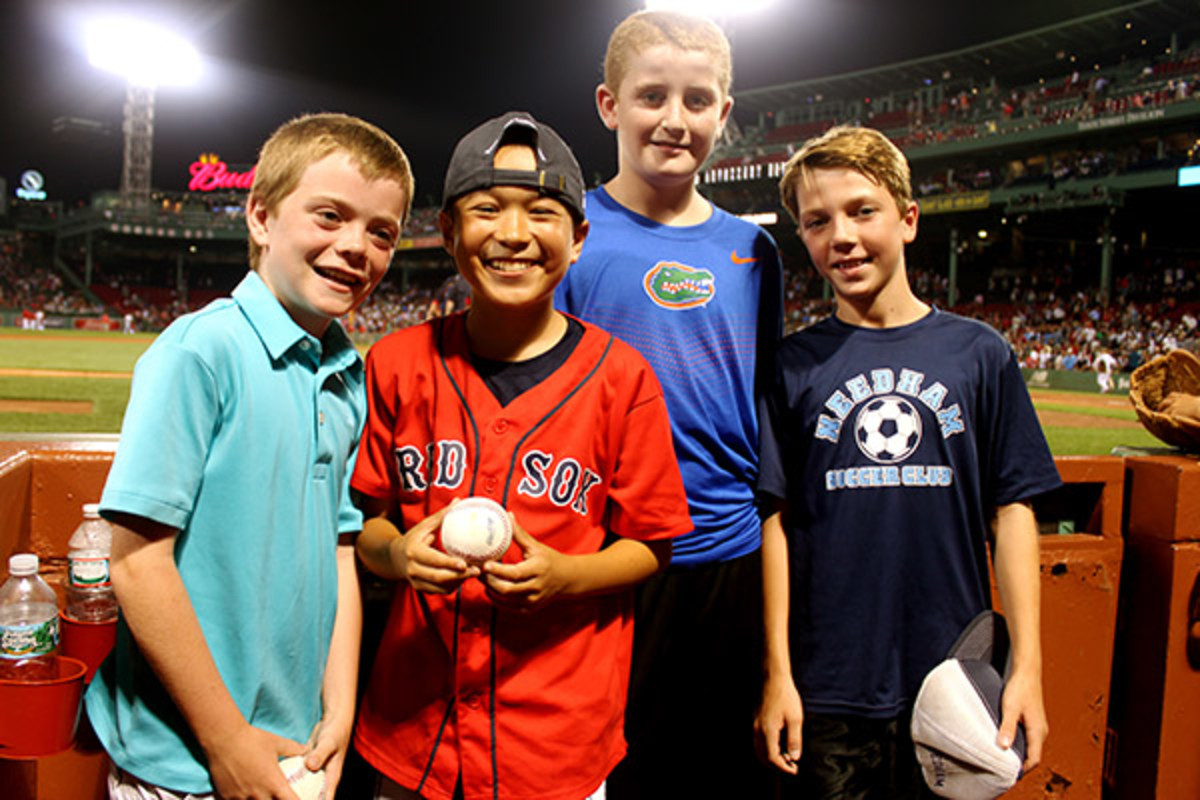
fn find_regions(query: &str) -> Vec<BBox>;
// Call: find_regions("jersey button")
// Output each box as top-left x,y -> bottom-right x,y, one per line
484,477 -> 498,493
492,420 -> 509,434
463,691 -> 482,709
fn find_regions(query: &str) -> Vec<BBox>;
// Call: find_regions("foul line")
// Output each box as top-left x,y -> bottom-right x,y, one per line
0,368 -> 132,380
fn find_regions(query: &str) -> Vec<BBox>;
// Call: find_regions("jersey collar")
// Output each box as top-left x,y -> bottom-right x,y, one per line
232,270 -> 356,369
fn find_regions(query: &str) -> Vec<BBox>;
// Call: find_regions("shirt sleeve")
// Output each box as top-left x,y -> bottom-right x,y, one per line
985,345 -> 1063,506
756,230 -> 785,369
756,354 -> 791,504
100,341 -> 220,530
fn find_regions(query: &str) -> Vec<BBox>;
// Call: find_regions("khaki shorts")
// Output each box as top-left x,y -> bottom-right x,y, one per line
107,766 -> 214,800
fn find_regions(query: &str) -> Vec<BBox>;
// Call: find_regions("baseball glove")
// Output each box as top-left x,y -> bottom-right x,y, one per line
1129,348 -> 1200,449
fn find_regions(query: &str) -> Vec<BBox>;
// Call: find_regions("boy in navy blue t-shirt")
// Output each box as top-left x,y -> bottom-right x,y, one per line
755,125 -> 1060,798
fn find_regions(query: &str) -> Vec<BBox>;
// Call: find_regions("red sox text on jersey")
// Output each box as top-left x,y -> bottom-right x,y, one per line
394,442 -> 603,517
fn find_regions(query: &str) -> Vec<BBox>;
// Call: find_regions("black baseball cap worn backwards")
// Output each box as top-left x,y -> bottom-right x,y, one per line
442,111 -> 586,223
911,610 -> 1027,799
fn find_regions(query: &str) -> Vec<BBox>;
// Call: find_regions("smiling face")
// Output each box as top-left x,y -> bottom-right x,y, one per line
597,43 -> 732,192
794,166 -> 921,325
247,151 -> 407,338
439,144 -> 588,316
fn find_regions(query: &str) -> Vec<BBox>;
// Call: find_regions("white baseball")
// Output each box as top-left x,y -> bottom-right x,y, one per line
441,497 -> 513,564
278,756 -> 327,800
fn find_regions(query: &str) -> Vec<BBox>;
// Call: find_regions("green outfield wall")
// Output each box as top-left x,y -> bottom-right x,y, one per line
1022,367 -> 1131,394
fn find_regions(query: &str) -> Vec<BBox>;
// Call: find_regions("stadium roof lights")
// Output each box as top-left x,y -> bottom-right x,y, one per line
85,16 -> 201,88
733,0 -> 1200,115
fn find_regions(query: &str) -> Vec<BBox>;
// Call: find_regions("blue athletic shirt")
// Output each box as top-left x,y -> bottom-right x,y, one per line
556,186 -> 783,566
758,309 -> 1061,717
87,271 -> 365,793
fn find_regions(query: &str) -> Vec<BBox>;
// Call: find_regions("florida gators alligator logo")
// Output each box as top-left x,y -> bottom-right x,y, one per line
643,261 -> 715,309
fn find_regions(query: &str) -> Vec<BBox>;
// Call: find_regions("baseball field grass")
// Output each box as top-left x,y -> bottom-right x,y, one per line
0,328 -> 1166,454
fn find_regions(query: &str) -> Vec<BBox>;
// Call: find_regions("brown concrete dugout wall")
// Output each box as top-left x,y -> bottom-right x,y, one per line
0,442 -> 1133,799
1106,456 -> 1200,799
1001,456 -> 1125,799
0,437 -> 117,799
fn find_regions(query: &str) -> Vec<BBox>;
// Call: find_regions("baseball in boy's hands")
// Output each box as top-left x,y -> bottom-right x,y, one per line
278,756 -> 327,800
440,497 -> 513,565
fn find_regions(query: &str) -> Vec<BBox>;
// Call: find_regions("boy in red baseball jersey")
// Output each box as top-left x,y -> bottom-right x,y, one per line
350,111 -> 691,800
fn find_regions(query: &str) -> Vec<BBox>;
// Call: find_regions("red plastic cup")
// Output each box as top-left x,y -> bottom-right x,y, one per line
59,611 -> 117,684
0,655 -> 88,759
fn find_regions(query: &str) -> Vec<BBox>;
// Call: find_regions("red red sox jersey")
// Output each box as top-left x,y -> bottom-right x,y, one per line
351,313 -> 691,800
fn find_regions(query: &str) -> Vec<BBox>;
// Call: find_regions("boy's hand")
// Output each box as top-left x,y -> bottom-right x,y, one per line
481,516 -> 574,610
755,674 -> 804,775
997,665 -> 1047,772
205,722 -> 306,800
302,710 -> 353,797
393,504 -> 480,593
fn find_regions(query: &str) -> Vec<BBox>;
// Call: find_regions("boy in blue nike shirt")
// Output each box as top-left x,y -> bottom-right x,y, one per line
555,10 -> 783,798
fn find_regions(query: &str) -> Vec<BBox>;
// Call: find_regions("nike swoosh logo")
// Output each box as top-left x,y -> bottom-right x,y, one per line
730,251 -> 756,265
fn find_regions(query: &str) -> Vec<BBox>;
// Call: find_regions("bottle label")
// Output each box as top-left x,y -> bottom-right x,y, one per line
69,555 -> 112,588
0,617 -> 60,659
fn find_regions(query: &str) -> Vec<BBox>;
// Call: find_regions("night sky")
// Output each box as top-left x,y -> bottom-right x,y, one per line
0,0 -> 1134,208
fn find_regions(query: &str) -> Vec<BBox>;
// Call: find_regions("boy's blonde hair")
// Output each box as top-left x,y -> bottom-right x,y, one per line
603,10 -> 732,97
779,125 -> 912,224
248,113 -> 414,270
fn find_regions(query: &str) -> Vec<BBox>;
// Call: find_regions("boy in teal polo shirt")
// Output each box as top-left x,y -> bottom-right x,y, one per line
86,113 -> 412,799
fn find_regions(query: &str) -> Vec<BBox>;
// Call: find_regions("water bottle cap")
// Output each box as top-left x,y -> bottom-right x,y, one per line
83,503 -> 102,518
8,554 -> 38,575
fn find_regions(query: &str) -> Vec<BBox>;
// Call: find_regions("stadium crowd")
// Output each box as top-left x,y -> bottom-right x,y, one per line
890,55 -> 1200,152
5,36 -> 1199,363
779,259 -> 1200,376
7,230 -> 1197,380
0,235 -> 104,318
707,43 -> 1200,208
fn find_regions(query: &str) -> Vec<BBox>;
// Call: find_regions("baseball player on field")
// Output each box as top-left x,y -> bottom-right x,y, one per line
349,111 -> 692,800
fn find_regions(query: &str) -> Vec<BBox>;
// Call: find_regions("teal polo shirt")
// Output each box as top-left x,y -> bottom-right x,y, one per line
87,271 -> 366,793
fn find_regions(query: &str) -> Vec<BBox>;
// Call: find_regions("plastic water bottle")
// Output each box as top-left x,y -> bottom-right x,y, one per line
65,503 -> 118,623
0,554 -> 60,681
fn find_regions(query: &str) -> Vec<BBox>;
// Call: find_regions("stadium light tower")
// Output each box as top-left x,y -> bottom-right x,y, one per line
85,16 -> 202,205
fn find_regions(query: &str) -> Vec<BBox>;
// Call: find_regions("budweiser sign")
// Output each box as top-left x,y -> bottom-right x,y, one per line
188,153 -> 255,192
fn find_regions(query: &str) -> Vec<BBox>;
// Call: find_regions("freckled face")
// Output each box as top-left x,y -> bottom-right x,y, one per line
247,152 -> 406,337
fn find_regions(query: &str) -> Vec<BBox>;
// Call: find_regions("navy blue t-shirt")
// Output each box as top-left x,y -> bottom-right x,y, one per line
758,308 -> 1061,717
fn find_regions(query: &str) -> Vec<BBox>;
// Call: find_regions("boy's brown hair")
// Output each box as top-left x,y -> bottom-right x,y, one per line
779,125 -> 913,224
248,112 -> 414,270
603,10 -> 732,97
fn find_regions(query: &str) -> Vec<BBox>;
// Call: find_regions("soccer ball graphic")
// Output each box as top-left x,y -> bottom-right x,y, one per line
854,396 -> 922,463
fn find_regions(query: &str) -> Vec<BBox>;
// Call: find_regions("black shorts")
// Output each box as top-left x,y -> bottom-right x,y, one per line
779,711 -> 937,800
607,549 -> 775,799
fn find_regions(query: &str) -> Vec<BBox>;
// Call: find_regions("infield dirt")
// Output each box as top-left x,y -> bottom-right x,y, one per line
0,371 -> 1139,428
1030,389 -> 1141,429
